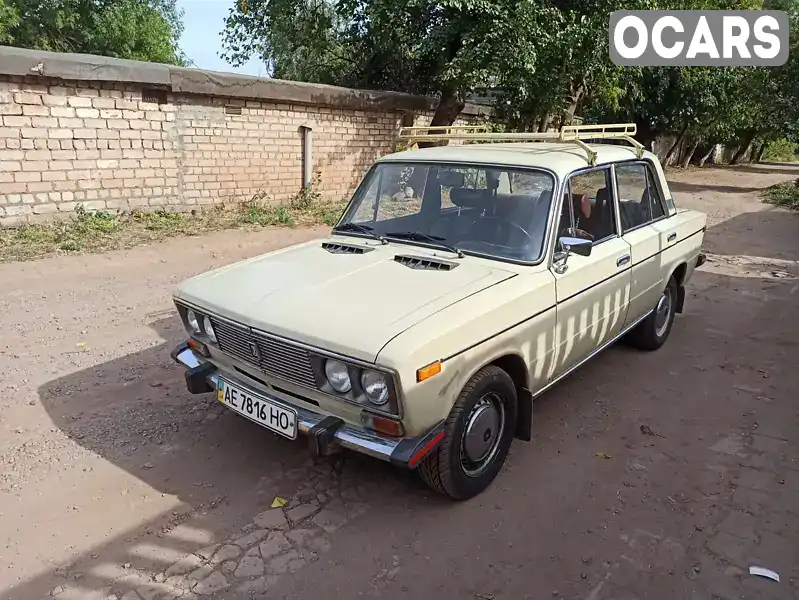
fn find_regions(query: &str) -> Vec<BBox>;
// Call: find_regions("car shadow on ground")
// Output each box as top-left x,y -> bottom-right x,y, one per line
715,162 -> 799,177
667,181 -> 768,195
37,313 -> 416,502
702,206 -> 799,262
16,203 -> 798,600
20,314 -> 429,599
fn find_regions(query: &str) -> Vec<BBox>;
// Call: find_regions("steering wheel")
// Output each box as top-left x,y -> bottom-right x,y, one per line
468,216 -> 533,244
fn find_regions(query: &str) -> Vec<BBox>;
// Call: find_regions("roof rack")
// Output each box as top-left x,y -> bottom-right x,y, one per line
397,122 -> 644,166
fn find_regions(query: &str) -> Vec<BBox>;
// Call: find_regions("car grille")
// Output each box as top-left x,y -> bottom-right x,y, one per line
209,317 -> 317,389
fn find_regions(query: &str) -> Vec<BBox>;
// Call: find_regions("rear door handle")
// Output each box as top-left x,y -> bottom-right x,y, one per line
617,255 -> 630,267
667,233 -> 677,242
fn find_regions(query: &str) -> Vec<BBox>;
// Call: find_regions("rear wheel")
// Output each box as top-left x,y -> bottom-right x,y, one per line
626,276 -> 678,351
418,365 -> 517,500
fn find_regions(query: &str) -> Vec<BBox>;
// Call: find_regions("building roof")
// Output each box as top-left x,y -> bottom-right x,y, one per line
378,142 -> 657,178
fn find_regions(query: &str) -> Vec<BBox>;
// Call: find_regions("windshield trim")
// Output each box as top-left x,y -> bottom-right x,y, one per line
336,160 -> 562,267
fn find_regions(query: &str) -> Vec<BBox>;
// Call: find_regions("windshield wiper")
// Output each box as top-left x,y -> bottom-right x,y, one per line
332,222 -> 387,244
385,231 -> 464,258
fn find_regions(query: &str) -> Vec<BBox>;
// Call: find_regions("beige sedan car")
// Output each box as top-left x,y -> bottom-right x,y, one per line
171,124 -> 707,499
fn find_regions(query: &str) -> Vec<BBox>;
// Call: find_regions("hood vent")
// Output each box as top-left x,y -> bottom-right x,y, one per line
393,254 -> 458,271
322,241 -> 374,255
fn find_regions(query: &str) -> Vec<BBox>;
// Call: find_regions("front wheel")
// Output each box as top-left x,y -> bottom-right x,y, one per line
626,277 -> 678,351
417,365 -> 517,500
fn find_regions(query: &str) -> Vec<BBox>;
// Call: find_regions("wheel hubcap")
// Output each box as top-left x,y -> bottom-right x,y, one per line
655,288 -> 672,337
461,393 -> 505,478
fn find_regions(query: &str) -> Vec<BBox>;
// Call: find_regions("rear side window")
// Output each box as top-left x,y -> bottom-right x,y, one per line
558,167 -> 617,243
615,162 -> 667,232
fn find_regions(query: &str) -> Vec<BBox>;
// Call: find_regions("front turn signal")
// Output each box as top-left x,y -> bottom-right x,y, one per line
416,360 -> 441,382
188,337 -> 210,357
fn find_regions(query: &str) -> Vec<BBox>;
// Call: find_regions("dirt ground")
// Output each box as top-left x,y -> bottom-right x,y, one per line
1,163 -> 798,600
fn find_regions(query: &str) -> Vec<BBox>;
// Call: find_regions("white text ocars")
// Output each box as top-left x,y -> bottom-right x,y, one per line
171,126 -> 707,500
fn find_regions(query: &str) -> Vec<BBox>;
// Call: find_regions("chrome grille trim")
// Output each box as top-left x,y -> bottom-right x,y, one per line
209,317 -> 317,389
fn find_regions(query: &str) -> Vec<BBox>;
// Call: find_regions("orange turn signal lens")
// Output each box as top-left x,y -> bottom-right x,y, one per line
188,337 -> 210,357
416,360 -> 441,382
361,412 -> 404,437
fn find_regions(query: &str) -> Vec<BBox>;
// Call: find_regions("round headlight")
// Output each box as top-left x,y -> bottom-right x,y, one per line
202,315 -> 217,343
324,359 -> 352,393
186,309 -> 201,333
361,370 -> 390,405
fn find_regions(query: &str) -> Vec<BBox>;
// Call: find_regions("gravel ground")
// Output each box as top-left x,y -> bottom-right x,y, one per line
0,164 -> 797,600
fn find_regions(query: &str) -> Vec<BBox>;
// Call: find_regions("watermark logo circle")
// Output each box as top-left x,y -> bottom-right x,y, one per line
608,10 -> 789,66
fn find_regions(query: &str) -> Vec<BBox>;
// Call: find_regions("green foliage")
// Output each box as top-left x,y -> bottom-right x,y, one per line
222,0 -> 558,123
1,0 -> 186,65
763,139 -> 799,162
289,171 -> 323,210
762,179 -> 799,209
239,195 -> 278,226
220,0 -> 798,148
139,207 -> 185,231
0,0 -> 20,44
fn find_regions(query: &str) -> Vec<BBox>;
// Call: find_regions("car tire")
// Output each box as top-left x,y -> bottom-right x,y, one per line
417,365 -> 517,500
626,276 -> 678,351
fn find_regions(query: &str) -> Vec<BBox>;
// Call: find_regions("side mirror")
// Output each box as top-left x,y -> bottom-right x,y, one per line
553,235 -> 592,274
559,235 -> 592,257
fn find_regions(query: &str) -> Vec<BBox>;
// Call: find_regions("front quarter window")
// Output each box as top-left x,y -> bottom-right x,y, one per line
336,162 -> 556,263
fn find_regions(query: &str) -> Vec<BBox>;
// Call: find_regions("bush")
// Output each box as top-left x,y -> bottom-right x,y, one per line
762,179 -> 799,210
762,139 -> 798,163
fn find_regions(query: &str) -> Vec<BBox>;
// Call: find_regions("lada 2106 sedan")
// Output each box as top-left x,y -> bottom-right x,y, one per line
170,123 -> 707,499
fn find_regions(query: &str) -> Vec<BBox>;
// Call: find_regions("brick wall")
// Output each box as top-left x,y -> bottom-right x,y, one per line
0,48 -> 485,226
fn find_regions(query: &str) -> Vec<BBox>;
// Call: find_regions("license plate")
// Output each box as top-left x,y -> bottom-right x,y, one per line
217,379 -> 298,440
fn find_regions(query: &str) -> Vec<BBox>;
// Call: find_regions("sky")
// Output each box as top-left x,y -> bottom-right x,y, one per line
177,0 -> 265,77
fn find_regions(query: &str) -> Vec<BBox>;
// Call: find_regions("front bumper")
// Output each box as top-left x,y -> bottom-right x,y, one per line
170,341 -> 443,469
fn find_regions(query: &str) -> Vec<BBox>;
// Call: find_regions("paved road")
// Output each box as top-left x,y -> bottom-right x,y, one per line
0,164 -> 797,600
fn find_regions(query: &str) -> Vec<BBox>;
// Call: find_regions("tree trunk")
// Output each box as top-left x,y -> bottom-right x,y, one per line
731,128 -> 757,164
698,141 -> 717,167
538,113 -> 552,133
679,140 -> 699,168
562,80 -> 586,126
756,142 -> 767,163
664,124 -> 689,166
417,88 -> 466,149
634,118 -> 657,152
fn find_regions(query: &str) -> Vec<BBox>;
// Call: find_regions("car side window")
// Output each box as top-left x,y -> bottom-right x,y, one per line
615,163 -> 666,232
646,167 -> 666,220
560,167 -> 617,243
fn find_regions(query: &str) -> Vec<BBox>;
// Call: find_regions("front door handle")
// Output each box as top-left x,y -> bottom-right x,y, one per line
667,233 -> 677,242
617,255 -> 630,267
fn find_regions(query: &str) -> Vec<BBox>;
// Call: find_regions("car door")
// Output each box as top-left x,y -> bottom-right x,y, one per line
547,166 -> 632,380
614,161 -> 671,328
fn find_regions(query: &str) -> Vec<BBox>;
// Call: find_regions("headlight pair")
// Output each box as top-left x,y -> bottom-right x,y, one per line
185,308 -> 217,344
323,358 -> 390,406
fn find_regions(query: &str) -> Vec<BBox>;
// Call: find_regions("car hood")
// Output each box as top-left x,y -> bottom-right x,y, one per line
174,236 -> 515,362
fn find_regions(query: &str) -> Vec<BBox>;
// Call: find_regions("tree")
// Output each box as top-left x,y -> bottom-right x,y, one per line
0,0 -> 186,65
0,1 -> 20,44
222,0 -> 799,157
222,0 -> 552,129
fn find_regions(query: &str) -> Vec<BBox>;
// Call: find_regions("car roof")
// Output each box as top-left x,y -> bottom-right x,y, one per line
377,142 -> 658,178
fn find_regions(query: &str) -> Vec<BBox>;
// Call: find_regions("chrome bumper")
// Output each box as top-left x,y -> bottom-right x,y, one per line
171,343 -> 411,463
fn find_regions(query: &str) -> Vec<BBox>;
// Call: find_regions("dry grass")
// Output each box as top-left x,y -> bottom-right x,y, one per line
762,179 -> 799,211
0,195 -> 347,263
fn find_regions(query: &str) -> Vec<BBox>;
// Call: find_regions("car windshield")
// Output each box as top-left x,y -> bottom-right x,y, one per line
336,162 -> 557,262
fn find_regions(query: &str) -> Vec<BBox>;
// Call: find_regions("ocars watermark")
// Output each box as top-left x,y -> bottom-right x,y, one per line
609,10 -> 789,66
